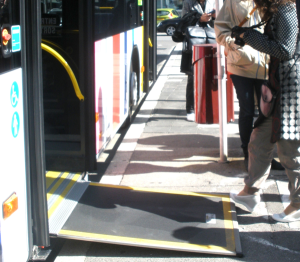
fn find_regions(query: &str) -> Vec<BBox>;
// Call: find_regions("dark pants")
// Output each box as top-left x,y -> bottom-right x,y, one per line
186,74 -> 194,113
230,74 -> 265,153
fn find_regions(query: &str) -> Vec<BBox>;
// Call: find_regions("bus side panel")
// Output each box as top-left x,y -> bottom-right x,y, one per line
113,34 -> 121,126
125,30 -> 131,118
0,69 -> 29,262
94,37 -> 114,155
94,27 -> 143,156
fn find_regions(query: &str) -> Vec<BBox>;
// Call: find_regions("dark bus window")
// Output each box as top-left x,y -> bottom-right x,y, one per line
41,0 -> 81,136
94,0 -> 143,41
0,0 -> 21,74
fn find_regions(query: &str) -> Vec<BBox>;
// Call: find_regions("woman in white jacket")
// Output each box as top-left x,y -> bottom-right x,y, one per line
214,0 -> 283,170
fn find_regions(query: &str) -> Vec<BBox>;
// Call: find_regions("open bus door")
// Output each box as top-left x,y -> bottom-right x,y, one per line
0,0 -> 37,261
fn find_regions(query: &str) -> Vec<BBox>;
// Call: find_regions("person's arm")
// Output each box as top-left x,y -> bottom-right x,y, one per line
243,4 -> 298,60
214,0 -> 239,52
181,0 -> 191,17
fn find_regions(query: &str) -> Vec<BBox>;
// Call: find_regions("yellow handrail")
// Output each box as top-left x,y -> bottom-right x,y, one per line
41,43 -> 84,101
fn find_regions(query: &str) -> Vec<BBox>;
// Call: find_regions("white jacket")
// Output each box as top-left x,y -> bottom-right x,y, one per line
214,0 -> 269,79
182,0 -> 215,27
182,0 -> 215,16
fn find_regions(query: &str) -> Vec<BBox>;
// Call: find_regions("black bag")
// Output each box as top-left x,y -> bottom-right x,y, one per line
180,52 -> 193,75
172,11 -> 201,43
205,27 -> 217,44
183,26 -> 216,53
260,54 -> 300,117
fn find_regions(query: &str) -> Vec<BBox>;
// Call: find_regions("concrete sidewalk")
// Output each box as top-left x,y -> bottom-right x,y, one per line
56,44 -> 300,261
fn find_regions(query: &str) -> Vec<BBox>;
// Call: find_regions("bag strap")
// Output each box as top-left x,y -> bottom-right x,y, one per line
239,6 -> 257,27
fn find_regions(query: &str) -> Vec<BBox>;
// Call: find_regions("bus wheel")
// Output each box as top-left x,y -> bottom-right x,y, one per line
130,72 -> 138,107
122,71 -> 138,129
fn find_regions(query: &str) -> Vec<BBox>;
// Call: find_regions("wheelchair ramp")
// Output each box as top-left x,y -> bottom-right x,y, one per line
46,177 -> 242,256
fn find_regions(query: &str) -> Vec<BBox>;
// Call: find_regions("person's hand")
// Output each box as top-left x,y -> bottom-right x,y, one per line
200,13 -> 212,23
211,10 -> 216,18
231,26 -> 248,39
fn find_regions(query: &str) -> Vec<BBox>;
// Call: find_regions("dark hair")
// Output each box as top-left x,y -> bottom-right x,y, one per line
254,0 -> 296,21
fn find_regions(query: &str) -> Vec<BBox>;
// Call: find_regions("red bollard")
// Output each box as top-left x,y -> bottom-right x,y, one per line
193,44 -> 234,124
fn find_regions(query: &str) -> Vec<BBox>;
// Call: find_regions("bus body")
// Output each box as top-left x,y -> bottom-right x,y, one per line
93,1 -> 144,156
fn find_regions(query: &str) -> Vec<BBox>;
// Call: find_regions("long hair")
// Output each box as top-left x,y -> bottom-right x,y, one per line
254,0 -> 296,21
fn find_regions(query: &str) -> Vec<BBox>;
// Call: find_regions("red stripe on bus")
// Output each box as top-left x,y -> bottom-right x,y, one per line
113,34 -> 120,124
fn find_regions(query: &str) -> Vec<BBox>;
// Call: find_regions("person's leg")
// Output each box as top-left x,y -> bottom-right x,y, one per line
231,75 -> 256,168
186,74 -> 194,113
230,117 -> 275,212
186,74 -> 195,121
254,79 -> 284,170
274,139 -> 300,218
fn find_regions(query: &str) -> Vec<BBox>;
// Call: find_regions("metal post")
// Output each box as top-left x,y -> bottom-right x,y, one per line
215,0 -> 228,163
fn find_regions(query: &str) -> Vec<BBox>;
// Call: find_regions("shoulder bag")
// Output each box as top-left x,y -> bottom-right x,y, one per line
260,56 -> 299,117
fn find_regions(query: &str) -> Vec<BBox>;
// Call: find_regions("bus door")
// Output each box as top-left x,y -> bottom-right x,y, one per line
41,0 -> 94,172
0,0 -> 32,261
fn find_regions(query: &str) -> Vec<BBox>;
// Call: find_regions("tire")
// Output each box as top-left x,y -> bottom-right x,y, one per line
122,72 -> 138,129
166,26 -> 176,36
130,72 -> 138,106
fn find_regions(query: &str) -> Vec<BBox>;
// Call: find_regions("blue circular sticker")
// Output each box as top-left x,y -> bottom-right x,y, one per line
10,81 -> 19,108
11,112 -> 20,138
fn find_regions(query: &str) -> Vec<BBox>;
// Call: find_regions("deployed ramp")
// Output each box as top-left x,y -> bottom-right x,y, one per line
46,171 -> 242,256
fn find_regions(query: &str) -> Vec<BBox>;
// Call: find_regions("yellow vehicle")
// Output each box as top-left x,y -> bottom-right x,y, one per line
157,8 -> 180,24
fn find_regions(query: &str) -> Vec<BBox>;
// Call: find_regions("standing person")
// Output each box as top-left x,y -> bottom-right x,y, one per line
229,0 -> 300,222
214,0 -> 283,170
182,0 -> 215,121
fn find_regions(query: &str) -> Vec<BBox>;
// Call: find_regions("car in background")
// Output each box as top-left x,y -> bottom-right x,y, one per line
157,17 -> 181,36
157,9 -> 180,24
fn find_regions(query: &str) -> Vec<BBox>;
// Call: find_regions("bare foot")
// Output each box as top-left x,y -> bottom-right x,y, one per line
284,204 -> 300,216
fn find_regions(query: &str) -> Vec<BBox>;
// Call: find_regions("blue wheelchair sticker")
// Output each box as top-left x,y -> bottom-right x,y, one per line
11,112 -> 20,138
10,81 -> 19,108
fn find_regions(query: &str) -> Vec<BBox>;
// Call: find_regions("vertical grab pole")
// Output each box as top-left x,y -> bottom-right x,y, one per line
215,0 -> 228,163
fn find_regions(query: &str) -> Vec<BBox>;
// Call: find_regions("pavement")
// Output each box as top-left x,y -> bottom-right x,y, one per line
54,43 -> 300,262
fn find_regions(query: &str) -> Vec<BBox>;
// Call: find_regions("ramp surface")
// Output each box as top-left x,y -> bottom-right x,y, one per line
54,183 -> 242,256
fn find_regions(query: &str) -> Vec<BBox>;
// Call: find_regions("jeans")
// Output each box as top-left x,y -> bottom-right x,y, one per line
230,74 -> 265,152
186,74 -> 194,113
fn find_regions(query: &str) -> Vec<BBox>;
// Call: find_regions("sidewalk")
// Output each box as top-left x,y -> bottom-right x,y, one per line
56,44 -> 300,261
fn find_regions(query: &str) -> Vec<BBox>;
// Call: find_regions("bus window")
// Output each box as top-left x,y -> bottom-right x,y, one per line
94,0 -> 142,40
41,0 -> 81,139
